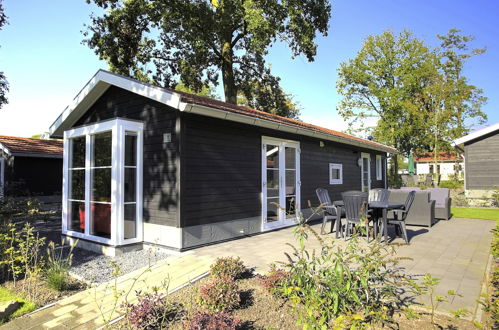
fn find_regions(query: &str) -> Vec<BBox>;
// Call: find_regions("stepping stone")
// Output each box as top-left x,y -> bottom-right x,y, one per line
0,301 -> 20,320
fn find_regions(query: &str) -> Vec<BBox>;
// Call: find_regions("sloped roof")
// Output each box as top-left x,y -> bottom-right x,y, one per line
415,151 -> 462,162
49,70 -> 398,154
454,122 -> 499,148
0,136 -> 63,158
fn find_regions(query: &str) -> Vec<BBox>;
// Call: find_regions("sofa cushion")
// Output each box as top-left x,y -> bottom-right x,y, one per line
400,187 -> 421,191
427,188 -> 449,207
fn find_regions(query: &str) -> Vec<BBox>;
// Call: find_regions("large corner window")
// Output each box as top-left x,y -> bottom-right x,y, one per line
63,119 -> 143,246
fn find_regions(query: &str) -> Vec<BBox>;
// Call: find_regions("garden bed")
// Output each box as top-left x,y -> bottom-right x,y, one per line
116,273 -> 477,329
0,277 -> 85,324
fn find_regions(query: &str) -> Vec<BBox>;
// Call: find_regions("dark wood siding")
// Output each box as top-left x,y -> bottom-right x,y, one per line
464,131 -> 499,189
181,113 -> 387,227
11,156 -> 62,195
73,86 -> 180,227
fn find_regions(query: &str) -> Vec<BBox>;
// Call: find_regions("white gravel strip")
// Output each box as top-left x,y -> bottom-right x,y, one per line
69,248 -> 170,284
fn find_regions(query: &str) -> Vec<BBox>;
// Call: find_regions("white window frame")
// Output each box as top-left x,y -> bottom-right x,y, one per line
361,152 -> 371,192
376,155 -> 382,180
329,163 -> 343,185
62,118 -> 144,246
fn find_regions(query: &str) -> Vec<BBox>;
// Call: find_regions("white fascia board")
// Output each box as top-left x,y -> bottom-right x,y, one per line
0,142 -> 11,156
454,122 -> 499,147
183,103 -> 397,154
49,70 -> 182,138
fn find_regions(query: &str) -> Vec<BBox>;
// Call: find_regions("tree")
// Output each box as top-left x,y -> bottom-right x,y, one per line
83,0 -> 331,118
0,0 -> 8,109
174,82 -> 219,99
336,30 -> 487,182
337,30 -> 434,177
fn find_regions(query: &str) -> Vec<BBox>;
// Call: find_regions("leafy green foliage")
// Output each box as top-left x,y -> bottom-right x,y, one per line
438,180 -> 463,189
209,256 -> 246,280
197,275 -> 240,313
0,286 -> 36,322
277,224 -> 408,329
83,0 -> 331,117
407,273 -> 459,326
0,223 -> 45,300
337,29 -> 487,174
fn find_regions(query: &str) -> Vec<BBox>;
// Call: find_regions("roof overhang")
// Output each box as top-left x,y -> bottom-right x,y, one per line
49,70 -> 397,154
0,142 -> 11,156
453,122 -> 499,151
49,70 -> 183,138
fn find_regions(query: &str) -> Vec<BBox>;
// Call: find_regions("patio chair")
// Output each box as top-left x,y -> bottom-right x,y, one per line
383,190 -> 416,244
341,191 -> 369,241
369,188 -> 390,203
316,188 -> 343,235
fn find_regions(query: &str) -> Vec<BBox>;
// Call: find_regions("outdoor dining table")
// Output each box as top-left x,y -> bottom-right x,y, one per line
332,200 -> 405,242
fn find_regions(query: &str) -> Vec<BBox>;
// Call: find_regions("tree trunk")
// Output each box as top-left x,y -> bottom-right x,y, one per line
221,41 -> 237,104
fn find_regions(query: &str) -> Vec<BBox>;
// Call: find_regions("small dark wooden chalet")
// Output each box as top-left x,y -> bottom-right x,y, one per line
0,136 -> 63,198
49,70 -> 397,254
454,122 -> 499,191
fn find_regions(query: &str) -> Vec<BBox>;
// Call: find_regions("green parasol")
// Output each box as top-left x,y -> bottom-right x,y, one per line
408,153 -> 415,175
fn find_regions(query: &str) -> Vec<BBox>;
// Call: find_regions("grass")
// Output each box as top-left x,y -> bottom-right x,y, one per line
452,207 -> 499,221
0,285 -> 36,321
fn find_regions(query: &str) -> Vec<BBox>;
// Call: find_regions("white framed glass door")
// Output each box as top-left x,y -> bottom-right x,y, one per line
361,153 -> 371,192
262,137 -> 300,230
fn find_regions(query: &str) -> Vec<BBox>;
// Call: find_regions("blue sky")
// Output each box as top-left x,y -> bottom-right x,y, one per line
0,0 -> 497,137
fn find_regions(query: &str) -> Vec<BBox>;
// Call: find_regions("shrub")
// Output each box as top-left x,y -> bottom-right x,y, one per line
439,180 -> 463,189
209,256 -> 246,279
123,291 -> 184,329
187,311 -> 240,330
279,223 -> 407,329
257,267 -> 288,295
45,241 -> 75,291
197,275 -> 240,313
0,222 -> 45,298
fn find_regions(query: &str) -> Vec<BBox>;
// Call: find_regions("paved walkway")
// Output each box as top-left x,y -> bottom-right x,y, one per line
1,255 -> 213,330
189,218 -> 495,315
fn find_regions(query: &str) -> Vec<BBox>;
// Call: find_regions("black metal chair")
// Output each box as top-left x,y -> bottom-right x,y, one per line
383,190 -> 416,244
316,188 -> 343,235
341,191 -> 369,241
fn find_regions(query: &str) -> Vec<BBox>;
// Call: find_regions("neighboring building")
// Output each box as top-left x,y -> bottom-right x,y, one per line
454,123 -> 499,196
49,70 -> 396,255
414,152 -> 464,181
0,136 -> 63,198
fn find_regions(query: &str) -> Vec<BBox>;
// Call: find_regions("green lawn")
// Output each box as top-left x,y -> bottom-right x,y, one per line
452,207 -> 499,221
0,286 -> 36,322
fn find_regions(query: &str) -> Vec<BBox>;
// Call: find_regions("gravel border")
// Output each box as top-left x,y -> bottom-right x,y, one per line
68,248 -> 170,284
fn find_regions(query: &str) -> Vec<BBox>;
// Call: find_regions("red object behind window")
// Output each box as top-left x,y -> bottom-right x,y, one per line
78,204 -> 111,235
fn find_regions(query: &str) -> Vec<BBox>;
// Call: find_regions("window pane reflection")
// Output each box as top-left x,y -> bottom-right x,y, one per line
90,202 -> 111,238
92,131 -> 112,167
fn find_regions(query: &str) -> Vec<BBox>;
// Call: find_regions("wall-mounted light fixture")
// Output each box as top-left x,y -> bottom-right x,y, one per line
357,158 -> 363,167
319,141 -> 325,147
